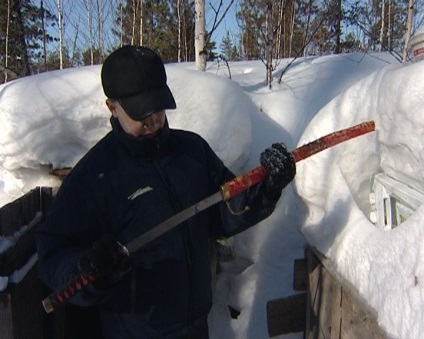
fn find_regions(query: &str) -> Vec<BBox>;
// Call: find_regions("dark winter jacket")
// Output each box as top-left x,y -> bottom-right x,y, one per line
37,117 -> 278,338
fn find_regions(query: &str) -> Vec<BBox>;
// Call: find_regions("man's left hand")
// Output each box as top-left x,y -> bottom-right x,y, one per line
260,142 -> 296,200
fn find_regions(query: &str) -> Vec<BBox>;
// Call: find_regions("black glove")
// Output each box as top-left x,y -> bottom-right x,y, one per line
260,142 -> 296,200
78,234 -> 132,289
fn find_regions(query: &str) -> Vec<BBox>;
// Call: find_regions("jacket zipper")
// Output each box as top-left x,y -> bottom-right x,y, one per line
153,150 -> 195,331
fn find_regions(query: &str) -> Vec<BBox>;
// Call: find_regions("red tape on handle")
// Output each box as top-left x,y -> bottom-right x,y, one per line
220,166 -> 267,200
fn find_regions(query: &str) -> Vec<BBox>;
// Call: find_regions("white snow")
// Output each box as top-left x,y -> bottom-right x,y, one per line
1,51 -> 424,338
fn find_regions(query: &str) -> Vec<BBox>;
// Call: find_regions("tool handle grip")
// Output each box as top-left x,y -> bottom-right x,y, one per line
292,120 -> 375,162
42,242 -> 129,314
42,273 -> 96,314
220,166 -> 267,201
220,120 -> 375,200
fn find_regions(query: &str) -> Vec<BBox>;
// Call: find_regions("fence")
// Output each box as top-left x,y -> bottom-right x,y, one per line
0,187 -> 53,338
267,246 -> 391,338
0,187 -> 101,339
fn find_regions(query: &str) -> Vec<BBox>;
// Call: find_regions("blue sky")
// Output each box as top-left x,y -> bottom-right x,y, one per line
206,1 -> 239,52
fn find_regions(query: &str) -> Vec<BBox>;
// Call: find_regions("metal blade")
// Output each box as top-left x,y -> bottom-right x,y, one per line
125,191 -> 223,253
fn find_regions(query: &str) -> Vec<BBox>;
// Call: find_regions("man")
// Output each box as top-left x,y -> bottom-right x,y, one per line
37,45 -> 296,338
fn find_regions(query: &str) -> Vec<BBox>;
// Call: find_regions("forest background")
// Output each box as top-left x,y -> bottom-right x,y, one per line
1,0 -> 424,86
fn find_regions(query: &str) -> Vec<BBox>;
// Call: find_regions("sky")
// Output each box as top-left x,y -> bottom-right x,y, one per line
206,0 -> 240,52
1,49 -> 424,338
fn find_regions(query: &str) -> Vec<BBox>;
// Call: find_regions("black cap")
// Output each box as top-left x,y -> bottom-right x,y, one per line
101,45 -> 176,121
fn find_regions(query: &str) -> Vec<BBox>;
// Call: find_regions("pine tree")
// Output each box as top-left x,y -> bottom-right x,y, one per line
0,0 -> 57,81
220,31 -> 233,60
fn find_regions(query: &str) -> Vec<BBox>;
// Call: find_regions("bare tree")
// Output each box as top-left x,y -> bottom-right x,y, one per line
403,0 -> 414,61
207,0 -> 235,44
195,0 -> 206,70
131,0 -> 137,45
57,0 -> 63,69
387,0 -> 392,50
335,0 -> 342,53
265,2 -> 273,87
139,0 -> 144,46
238,0 -> 296,87
84,0 -> 94,65
379,0 -> 386,52
96,0 -> 104,61
119,0 -> 123,47
41,0 -> 47,69
5,0 -> 10,82
177,0 -> 182,62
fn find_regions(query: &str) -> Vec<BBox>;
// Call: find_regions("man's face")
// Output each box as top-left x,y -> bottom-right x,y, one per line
106,99 -> 166,138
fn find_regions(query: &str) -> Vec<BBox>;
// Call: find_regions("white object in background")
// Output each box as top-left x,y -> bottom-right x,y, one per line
369,173 -> 424,230
409,28 -> 424,62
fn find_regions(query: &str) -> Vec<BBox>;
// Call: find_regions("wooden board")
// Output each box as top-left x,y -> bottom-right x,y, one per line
267,293 -> 307,337
305,247 -> 389,339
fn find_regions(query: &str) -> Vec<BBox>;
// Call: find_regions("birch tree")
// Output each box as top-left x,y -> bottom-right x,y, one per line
379,0 -> 386,51
96,0 -> 104,62
177,0 -> 183,62
5,0 -> 10,82
57,0 -> 63,69
84,0 -> 94,65
403,0 -> 414,61
195,0 -> 206,70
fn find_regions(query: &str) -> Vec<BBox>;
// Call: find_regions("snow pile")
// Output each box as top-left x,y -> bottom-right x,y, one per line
1,52 -> 424,338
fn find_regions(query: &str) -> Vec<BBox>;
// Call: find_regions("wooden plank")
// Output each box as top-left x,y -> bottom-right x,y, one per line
0,187 -> 53,274
267,293 -> 307,337
305,247 -> 321,338
293,258 -> 308,291
0,291 -> 13,338
0,203 -> 13,236
318,261 -> 336,338
0,220 -> 41,275
21,188 -> 39,226
305,247 -> 390,339
40,187 -> 54,214
329,273 -> 342,339
340,288 -> 385,338
0,265 -> 44,339
0,188 -> 41,237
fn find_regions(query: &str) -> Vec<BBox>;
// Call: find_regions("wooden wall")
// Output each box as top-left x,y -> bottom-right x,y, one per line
0,187 -> 104,339
305,247 -> 390,339
267,247 -> 392,338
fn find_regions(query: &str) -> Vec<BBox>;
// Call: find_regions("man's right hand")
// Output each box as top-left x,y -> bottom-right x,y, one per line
78,234 -> 131,288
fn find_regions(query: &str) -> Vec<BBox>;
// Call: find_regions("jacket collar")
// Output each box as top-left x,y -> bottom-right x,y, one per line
110,116 -> 170,158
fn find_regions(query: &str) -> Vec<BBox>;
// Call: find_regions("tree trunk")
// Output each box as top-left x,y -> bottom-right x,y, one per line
84,0 -> 94,65
57,0 -> 63,69
289,0 -> 295,57
97,0 -> 103,61
403,0 -> 414,61
177,0 -> 182,62
139,0 -> 143,46
387,0 -> 392,51
119,0 -> 123,47
40,0 -> 47,70
5,0 -> 11,81
379,0 -> 385,52
266,1 -> 273,89
195,0 -> 206,71
335,0 -> 342,54
15,0 -> 31,75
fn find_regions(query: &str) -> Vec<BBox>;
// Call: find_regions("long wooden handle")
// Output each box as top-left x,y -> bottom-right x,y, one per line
220,120 -> 375,200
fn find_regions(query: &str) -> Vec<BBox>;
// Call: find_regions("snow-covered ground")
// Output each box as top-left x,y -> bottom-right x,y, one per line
1,51 -> 424,338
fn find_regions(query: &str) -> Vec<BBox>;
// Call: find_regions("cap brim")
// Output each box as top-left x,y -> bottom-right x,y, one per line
118,85 -> 176,121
